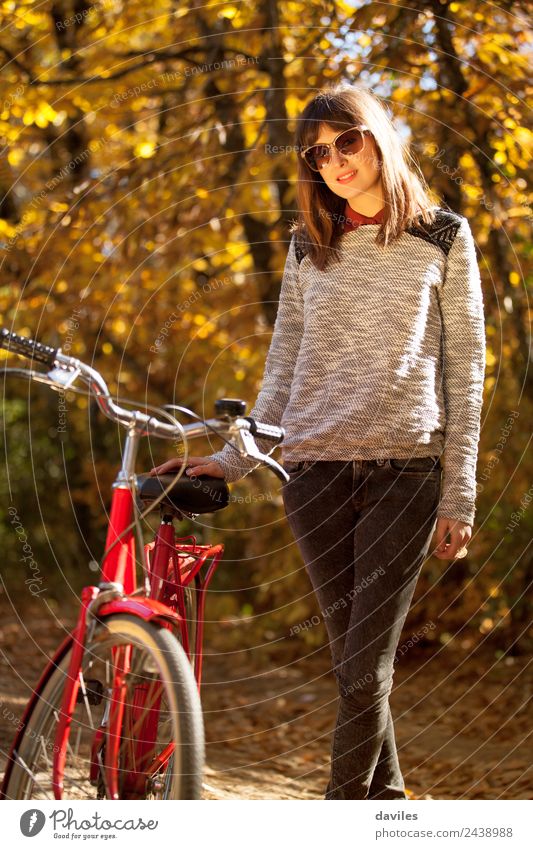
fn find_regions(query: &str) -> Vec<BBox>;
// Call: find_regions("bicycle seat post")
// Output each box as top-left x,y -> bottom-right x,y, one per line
149,508 -> 177,603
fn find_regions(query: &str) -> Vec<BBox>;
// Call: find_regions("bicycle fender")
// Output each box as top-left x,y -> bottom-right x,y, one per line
96,597 -> 184,626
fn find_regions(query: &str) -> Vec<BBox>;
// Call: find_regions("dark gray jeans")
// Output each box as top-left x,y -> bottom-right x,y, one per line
281,456 -> 442,800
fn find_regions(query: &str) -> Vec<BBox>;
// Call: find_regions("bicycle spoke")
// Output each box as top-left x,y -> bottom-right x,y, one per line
13,751 -> 53,799
78,671 -> 95,730
39,736 -> 50,769
73,725 -> 82,757
61,768 -> 92,797
96,750 -> 111,799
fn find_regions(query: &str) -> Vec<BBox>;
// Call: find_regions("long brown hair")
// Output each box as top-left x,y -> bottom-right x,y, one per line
290,82 -> 440,270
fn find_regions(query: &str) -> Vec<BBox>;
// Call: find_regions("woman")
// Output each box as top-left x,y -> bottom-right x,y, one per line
150,83 -> 486,799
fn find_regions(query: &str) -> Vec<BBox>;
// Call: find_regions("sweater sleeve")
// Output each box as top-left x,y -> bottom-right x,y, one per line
436,216 -> 486,526
207,234 -> 305,483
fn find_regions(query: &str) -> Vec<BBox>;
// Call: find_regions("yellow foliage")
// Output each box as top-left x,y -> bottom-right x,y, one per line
112,319 -> 128,335
134,141 -> 156,159
7,148 -> 23,166
0,0 -> 529,637
486,347 -> 497,368
219,5 -> 238,20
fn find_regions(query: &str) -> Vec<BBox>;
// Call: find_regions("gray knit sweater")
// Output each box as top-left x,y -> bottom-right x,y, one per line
209,208 -> 486,526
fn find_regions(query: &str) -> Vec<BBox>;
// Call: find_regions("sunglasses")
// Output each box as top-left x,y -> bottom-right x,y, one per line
300,125 -> 370,172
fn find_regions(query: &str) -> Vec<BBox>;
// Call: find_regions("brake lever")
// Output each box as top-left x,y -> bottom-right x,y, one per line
0,365 -> 82,391
0,366 -> 58,386
240,428 -> 290,483
256,453 -> 290,483
46,365 -> 82,391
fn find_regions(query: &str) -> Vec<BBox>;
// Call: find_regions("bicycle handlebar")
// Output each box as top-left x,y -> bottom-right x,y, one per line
243,416 -> 285,441
0,327 -> 289,481
1,327 -> 58,367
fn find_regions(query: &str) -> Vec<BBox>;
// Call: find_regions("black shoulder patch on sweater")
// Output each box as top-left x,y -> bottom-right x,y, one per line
294,237 -> 307,266
405,208 -> 463,257
292,208 -> 463,265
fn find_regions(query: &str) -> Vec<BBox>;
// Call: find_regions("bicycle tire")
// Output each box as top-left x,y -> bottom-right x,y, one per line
3,614 -> 204,800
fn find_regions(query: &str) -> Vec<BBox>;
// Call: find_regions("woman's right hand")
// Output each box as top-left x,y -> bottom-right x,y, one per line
149,456 -> 226,479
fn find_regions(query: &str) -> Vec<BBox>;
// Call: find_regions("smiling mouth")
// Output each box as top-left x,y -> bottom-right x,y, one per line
337,170 -> 357,183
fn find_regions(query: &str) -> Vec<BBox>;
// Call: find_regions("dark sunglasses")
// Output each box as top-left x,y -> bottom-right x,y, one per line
300,125 -> 370,172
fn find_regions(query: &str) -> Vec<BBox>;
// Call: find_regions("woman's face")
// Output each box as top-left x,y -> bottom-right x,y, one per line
313,122 -> 383,204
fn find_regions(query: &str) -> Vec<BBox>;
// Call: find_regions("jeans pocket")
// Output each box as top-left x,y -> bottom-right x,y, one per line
386,456 -> 441,477
283,460 -> 310,479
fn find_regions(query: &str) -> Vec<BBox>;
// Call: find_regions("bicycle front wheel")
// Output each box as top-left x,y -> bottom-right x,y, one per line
3,614 -> 204,800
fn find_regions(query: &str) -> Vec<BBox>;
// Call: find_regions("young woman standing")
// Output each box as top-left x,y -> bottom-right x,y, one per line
151,83 -> 486,799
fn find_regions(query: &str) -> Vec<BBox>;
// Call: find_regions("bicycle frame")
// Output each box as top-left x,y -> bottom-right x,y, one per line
0,330 -> 287,800
4,427 -> 224,800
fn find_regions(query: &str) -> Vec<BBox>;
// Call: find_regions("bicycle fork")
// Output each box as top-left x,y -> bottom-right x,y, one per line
52,585 -> 99,799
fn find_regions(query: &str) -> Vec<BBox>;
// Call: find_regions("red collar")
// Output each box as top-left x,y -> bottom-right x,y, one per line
343,201 -> 386,231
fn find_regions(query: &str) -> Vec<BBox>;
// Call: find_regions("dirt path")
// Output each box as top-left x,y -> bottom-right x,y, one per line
1,601 -> 531,800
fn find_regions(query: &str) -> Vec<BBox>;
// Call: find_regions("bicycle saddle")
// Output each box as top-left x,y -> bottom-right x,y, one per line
136,473 -> 230,515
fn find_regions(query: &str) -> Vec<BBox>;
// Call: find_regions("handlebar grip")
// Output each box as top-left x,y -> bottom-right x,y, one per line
0,328 -> 58,367
243,416 -> 284,443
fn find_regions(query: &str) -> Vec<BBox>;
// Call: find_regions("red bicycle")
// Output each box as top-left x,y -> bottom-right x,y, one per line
0,328 -> 288,800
